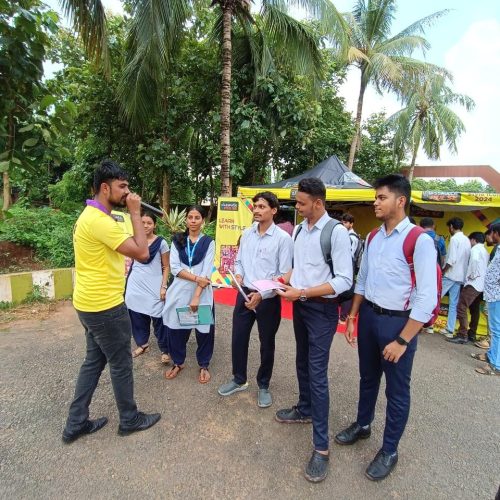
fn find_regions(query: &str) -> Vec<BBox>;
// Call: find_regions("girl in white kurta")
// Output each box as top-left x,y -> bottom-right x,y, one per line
162,206 -> 215,384
125,212 -> 171,362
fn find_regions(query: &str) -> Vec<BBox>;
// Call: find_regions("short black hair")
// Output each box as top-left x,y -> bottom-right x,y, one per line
141,210 -> 157,224
420,217 -> 435,229
252,191 -> 279,210
93,159 -> 128,194
373,174 -> 411,209
469,232 -> 485,243
341,213 -> 354,224
297,178 -> 326,203
446,217 -> 464,230
490,222 -> 500,235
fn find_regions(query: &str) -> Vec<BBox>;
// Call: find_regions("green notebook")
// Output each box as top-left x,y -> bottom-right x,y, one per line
176,305 -> 214,326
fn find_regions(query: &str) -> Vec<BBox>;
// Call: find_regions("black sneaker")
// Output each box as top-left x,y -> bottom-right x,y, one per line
275,406 -> 312,424
118,412 -> 161,436
304,451 -> 329,483
62,417 -> 108,444
334,422 -> 371,445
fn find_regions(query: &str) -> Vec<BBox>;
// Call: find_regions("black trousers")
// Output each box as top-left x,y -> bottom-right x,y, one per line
65,303 -> 139,431
232,292 -> 281,389
356,301 -> 417,454
294,300 -> 338,451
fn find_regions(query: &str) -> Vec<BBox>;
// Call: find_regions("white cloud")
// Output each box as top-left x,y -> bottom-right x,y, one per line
338,19 -> 500,173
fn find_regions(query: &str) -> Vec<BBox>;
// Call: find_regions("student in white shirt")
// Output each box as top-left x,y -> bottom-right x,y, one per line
447,232 -> 489,344
440,217 -> 471,337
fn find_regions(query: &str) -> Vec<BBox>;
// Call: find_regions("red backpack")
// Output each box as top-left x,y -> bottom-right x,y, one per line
367,226 -> 442,328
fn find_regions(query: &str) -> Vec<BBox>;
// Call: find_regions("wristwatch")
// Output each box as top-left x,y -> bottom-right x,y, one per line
396,336 -> 409,346
299,289 -> 307,302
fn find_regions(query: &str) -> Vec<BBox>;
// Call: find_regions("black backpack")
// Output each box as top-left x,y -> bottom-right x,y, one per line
349,232 -> 364,275
294,218 -> 355,303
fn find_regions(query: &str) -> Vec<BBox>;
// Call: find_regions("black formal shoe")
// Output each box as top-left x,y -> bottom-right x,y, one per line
275,406 -> 312,424
446,336 -> 469,344
304,450 -> 329,483
62,417 -> 108,444
334,422 -> 371,445
365,449 -> 398,481
118,412 -> 161,436
467,331 -> 476,342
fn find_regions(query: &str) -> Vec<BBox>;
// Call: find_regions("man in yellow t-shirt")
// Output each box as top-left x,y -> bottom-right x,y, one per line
62,160 -> 161,443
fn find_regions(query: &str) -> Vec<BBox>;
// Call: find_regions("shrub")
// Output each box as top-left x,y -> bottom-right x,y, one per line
0,206 -> 78,268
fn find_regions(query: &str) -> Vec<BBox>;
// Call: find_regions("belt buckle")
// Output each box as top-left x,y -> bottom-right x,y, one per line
374,303 -> 384,314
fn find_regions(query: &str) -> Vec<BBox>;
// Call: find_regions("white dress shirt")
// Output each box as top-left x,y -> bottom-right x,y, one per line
290,212 -> 353,298
464,243 -> 490,292
348,228 -> 358,258
355,217 -> 438,324
444,231 -> 471,283
234,222 -> 293,300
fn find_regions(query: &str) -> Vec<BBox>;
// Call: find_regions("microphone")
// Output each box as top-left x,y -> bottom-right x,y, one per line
140,201 -> 164,217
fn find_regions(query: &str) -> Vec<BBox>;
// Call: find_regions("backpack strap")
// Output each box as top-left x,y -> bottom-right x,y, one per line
319,218 -> 340,276
367,228 -> 380,247
402,226 -> 426,310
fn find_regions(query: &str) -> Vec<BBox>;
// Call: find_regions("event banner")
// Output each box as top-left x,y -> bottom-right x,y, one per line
212,197 -> 254,287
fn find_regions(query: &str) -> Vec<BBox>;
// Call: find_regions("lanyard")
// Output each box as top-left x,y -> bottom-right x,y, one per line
86,199 -> 111,217
187,237 -> 200,271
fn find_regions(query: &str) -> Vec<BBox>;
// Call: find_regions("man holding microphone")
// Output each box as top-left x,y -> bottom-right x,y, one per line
62,160 -> 161,443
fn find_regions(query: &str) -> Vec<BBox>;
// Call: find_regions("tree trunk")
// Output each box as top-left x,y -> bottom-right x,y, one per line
207,164 -> 216,222
407,144 -> 419,182
2,172 -> 11,212
220,3 -> 233,196
161,171 -> 171,213
3,112 -> 15,211
347,77 -> 367,171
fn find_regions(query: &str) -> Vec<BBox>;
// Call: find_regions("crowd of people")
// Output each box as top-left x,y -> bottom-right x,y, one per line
61,159 -> 499,485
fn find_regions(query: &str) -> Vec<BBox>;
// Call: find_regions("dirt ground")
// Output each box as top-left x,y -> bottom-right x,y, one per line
0,241 -> 48,274
0,301 -> 499,500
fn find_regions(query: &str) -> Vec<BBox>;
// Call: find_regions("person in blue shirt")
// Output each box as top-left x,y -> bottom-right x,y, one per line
420,217 -> 447,269
336,174 -> 438,482
274,178 -> 353,483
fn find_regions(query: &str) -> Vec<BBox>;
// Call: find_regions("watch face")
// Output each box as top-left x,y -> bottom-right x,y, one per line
299,295 -> 307,302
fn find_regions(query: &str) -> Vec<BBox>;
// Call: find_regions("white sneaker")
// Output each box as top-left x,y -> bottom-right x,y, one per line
444,332 -> 455,339
423,327 -> 434,334
438,328 -> 450,336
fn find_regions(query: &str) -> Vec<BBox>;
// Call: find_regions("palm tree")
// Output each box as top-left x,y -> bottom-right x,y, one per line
387,74 -> 475,181
60,0 -> 346,197
337,0 -> 449,170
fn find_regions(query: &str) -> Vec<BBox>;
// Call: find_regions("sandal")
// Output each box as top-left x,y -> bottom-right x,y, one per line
165,364 -> 184,380
161,353 -> 171,364
471,353 -> 489,362
475,364 -> 500,376
198,367 -> 211,384
132,344 -> 150,358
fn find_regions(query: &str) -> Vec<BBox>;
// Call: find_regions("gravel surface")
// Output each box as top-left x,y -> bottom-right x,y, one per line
0,301 -> 499,500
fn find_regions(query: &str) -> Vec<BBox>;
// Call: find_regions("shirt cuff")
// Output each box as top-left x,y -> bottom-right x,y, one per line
354,283 -> 365,296
409,307 -> 432,324
328,277 -> 351,297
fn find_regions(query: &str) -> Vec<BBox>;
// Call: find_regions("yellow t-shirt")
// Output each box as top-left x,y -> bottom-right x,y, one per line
73,206 -> 131,312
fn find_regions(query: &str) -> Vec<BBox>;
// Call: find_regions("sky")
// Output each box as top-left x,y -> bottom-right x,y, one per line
47,0 -> 500,177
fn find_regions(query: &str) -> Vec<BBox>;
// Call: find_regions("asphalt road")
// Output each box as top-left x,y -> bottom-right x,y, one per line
0,302 -> 499,500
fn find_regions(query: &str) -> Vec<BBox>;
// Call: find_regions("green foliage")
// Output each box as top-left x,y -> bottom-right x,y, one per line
23,284 -> 49,304
0,206 -> 78,267
0,0 -> 75,210
203,220 -> 216,240
162,207 -> 187,234
412,178 -> 495,193
355,112 -> 400,183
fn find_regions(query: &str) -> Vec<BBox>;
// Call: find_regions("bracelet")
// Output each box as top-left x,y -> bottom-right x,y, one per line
346,314 -> 357,320
161,285 -> 168,290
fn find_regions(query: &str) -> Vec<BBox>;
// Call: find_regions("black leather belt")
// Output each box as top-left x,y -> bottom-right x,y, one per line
307,297 -> 338,304
365,299 -> 411,317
